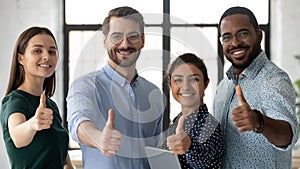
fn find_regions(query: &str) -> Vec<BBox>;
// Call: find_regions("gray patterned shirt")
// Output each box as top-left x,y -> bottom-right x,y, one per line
213,51 -> 298,169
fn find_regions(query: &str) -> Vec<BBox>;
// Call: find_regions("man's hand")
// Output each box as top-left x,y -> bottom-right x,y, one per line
232,85 -> 260,132
98,108 -> 122,156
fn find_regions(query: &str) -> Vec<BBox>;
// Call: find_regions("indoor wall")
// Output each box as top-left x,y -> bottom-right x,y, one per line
0,0 -> 299,168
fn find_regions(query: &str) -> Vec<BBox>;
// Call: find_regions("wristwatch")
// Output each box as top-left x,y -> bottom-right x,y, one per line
253,109 -> 265,134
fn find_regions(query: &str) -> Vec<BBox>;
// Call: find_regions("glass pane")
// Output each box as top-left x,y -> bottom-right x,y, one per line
69,30 -> 105,86
170,0 -> 269,24
170,27 -> 219,119
65,0 -> 163,24
68,28 -> 163,88
137,27 -> 163,91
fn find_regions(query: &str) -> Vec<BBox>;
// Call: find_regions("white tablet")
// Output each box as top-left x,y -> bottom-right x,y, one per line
144,146 -> 181,169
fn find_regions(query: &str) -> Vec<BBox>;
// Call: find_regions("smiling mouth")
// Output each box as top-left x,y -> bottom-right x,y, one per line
230,49 -> 247,59
180,93 -> 194,97
38,64 -> 52,68
116,48 -> 136,55
232,50 -> 245,55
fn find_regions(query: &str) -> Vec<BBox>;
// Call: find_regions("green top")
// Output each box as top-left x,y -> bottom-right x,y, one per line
1,90 -> 69,169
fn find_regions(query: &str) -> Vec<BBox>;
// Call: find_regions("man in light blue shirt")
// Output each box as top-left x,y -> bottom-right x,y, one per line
214,6 -> 298,169
67,6 -> 164,169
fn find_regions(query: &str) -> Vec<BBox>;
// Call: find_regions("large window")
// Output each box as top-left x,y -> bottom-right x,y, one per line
63,0 -> 270,143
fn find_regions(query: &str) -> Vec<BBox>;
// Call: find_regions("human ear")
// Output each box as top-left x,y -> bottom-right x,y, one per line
256,29 -> 263,43
204,79 -> 210,89
103,35 -> 108,49
140,33 -> 145,49
18,53 -> 25,65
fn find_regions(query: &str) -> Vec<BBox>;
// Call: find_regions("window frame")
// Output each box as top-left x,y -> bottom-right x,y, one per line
62,0 -> 270,131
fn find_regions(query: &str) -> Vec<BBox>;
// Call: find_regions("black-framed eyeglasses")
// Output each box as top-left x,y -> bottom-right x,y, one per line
219,30 -> 250,45
109,32 -> 141,45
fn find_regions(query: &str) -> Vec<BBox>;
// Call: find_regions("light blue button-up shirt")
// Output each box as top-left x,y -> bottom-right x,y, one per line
67,63 -> 164,169
213,51 -> 298,169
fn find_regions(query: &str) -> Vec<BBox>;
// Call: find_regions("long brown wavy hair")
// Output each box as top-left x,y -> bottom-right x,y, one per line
5,26 -> 57,97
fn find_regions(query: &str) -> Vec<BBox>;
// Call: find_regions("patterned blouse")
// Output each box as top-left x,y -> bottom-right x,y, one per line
162,104 -> 224,169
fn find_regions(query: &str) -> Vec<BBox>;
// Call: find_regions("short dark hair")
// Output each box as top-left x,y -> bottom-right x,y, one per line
218,6 -> 259,33
166,53 -> 209,84
102,6 -> 145,35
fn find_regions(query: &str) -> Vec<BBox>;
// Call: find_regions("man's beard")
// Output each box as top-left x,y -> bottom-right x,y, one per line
228,43 -> 261,69
108,48 -> 140,67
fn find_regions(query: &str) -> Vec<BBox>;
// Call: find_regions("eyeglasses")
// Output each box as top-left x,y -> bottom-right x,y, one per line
219,30 -> 250,45
109,32 -> 141,45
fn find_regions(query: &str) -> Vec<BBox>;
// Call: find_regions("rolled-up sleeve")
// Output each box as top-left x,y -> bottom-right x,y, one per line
261,72 -> 298,151
67,75 -> 102,143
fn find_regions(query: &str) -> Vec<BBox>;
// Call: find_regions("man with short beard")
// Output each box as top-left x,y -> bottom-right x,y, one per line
213,6 -> 298,169
67,6 -> 164,169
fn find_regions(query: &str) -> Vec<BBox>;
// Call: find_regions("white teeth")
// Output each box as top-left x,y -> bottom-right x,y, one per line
181,93 -> 193,97
233,50 -> 244,55
119,51 -> 128,54
118,50 -> 131,55
39,64 -> 50,68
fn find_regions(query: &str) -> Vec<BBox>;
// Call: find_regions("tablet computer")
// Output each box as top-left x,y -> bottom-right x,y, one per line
144,146 -> 181,169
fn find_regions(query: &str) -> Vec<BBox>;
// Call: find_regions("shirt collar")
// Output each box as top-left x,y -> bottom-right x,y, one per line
130,73 -> 139,87
173,104 -> 208,123
103,63 -> 139,87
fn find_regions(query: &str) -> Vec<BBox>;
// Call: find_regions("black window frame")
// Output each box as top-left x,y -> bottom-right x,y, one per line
62,0 -> 270,131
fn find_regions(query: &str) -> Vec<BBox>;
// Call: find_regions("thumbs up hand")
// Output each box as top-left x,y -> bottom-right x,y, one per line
167,115 -> 191,155
99,108 -> 122,156
32,93 -> 53,131
232,85 -> 259,132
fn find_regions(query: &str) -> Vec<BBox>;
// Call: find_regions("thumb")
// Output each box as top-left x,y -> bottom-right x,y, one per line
175,115 -> 185,134
236,85 -> 246,106
106,108 -> 115,129
39,92 -> 46,108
